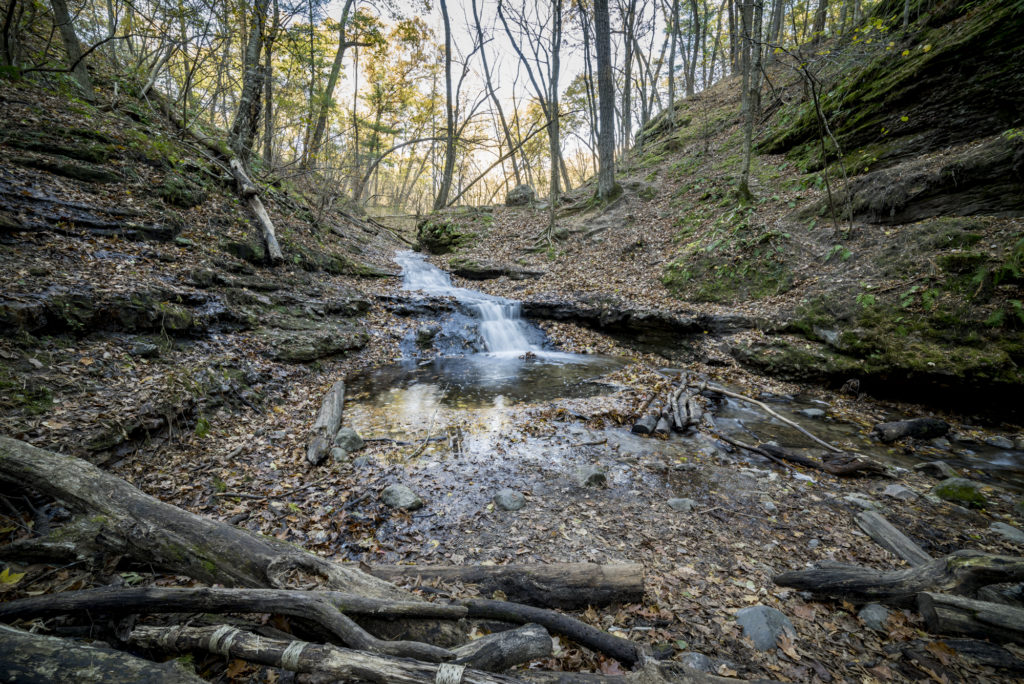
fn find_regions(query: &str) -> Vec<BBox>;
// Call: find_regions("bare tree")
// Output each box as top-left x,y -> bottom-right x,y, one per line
472,0 -> 522,186
433,0 -> 457,210
594,0 -> 619,200
49,0 -> 93,100
229,0 -> 272,166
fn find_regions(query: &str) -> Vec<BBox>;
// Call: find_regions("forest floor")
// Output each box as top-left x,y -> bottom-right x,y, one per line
2,73 -> 1024,683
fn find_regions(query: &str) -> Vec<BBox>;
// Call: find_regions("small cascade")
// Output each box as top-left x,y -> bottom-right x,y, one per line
395,251 -> 541,356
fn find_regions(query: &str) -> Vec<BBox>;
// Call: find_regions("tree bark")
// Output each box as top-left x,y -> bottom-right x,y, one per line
855,511 -> 933,567
363,562 -> 644,609
307,379 -> 345,465
49,0 -> 93,100
593,0 -> 619,200
433,0 -> 457,210
918,592 -> 1024,643
0,624 -> 205,683
451,623 -> 552,672
774,550 -> 1024,606
305,0 -> 357,169
229,0 -> 270,165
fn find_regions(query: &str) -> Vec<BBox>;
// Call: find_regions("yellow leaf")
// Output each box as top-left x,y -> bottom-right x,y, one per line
901,49 -> 910,56
900,116 -> 909,122
923,44 -> 932,52
0,567 -> 26,585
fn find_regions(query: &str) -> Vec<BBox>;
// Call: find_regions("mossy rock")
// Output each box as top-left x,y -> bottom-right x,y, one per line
417,219 -> 477,255
157,175 -> 207,208
937,252 -> 988,273
13,155 -> 120,184
931,477 -> 988,508
222,240 -> 266,265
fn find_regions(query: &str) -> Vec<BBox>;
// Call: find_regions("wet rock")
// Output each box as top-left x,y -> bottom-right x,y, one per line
667,498 -> 696,512
129,342 -> 160,358
985,435 -> 1015,450
0,299 -> 48,334
494,488 -> 526,511
932,477 -> 987,508
873,418 -> 950,443
883,484 -> 919,501
575,465 -> 607,487
449,258 -> 544,281
330,447 -> 349,462
760,498 -> 778,514
991,522 -> 1024,545
334,427 -> 364,452
351,455 -> 373,468
1015,437 -> 1024,451
930,437 -> 952,450
858,603 -> 891,632
735,605 -> 796,651
844,494 -> 881,511
914,460 -> 959,479
262,324 -> 368,362
796,408 -> 826,419
381,484 -> 423,511
505,184 -> 536,206
808,538 -> 820,549
415,325 -> 440,347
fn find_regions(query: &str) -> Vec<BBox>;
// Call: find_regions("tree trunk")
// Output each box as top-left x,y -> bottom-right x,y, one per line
433,0 -> 457,211
229,0 -> 270,165
0,436 -> 409,601
307,380 -> 345,465
813,0 -> 829,38
305,0 -> 357,169
262,0 -> 279,167
49,0 -> 93,100
0,624 -> 205,683
918,592 -> 1024,643
473,0 -> 521,186
547,0 -> 562,237
620,0 -> 637,147
593,0 -> 619,200
363,562 -> 643,609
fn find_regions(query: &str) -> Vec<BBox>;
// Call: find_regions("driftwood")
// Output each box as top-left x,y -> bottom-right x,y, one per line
774,550 -> 1024,606
918,592 -> 1024,642
631,413 -> 658,435
307,379 -> 346,465
451,623 -> 553,671
0,624 -> 206,683
128,624 -> 524,684
899,638 -> 1024,672
365,562 -> 644,609
855,511 -> 933,567
463,599 -> 642,668
0,586 -> 450,662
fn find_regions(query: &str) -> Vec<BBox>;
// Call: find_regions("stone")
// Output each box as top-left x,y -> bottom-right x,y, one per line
494,488 -> 526,511
844,494 -> 881,511
735,605 -> 796,651
505,184 -> 536,206
129,342 -> 160,358
330,447 -> 348,462
1015,501 -> 1024,518
667,497 -> 697,512
930,437 -> 952,450
796,408 -> 826,419
1015,437 -> 1024,451
882,484 -> 919,501
913,460 -> 958,479
761,498 -> 778,514
575,465 -> 607,487
985,435 -> 1015,450
351,455 -> 373,468
333,427 -> 364,452
932,477 -> 987,509
858,603 -> 890,632
678,653 -> 715,673
873,418 -> 950,444
808,538 -> 820,549
415,325 -> 440,347
990,522 -> 1024,545
381,484 -> 423,511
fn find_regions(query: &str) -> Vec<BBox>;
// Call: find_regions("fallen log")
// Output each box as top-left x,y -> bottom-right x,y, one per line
364,562 -> 644,609
631,413 -> 658,435
307,379 -> 346,465
451,623 -> 552,672
0,624 -> 205,683
0,586 -> 451,662
872,418 -> 949,444
0,436 -> 408,601
128,624 -> 524,684
918,592 -> 1024,643
855,511 -> 932,567
463,599 -> 642,668
774,550 -> 1024,606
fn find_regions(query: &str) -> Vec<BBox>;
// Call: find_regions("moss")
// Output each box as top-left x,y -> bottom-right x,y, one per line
417,219 -> 477,255
932,477 -> 987,508
937,252 -> 988,273
157,175 -> 207,208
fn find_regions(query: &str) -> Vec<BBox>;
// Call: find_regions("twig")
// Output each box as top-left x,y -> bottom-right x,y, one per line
696,383 -> 843,453
568,438 -> 607,448
213,473 -> 336,503
713,432 -> 798,472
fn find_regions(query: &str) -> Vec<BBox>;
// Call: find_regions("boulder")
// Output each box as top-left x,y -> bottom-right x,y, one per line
985,435 -> 1015,450
882,484 -> 919,501
796,408 -> 826,420
333,427 -> 364,452
873,418 -> 950,443
990,522 -> 1024,545
381,484 -> 423,511
914,460 -> 959,479
735,605 -> 796,651
493,488 -> 526,511
667,497 -> 696,512
505,184 -> 536,206
931,477 -> 987,508
415,325 -> 440,347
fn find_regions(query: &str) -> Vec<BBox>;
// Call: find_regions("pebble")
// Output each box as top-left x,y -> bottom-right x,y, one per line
930,437 -> 952,450
667,497 -> 696,512
990,522 -> 1024,545
858,603 -> 890,632
334,427 -> 364,452
381,484 -> 423,510
808,538 -> 820,549
735,605 -> 796,651
494,488 -> 526,511
760,498 -> 778,514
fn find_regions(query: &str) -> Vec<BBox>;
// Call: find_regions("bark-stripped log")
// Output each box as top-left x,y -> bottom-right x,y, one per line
0,586 -> 451,661
918,592 -> 1024,642
364,562 -> 644,609
0,624 -> 205,683
128,624 -> 524,684
855,511 -> 932,567
774,550 -> 1024,606
307,379 -> 346,465
0,436 -> 409,601
451,623 -> 552,672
